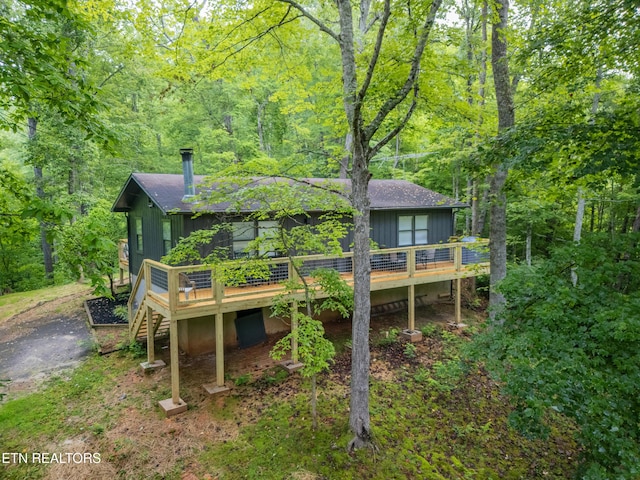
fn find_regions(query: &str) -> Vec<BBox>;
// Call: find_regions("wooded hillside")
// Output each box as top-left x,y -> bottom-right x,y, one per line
1,0 -> 638,476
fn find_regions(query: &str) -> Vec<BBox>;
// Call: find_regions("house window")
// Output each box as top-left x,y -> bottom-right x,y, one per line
232,220 -> 279,258
398,214 -> 428,246
162,220 -> 172,255
232,222 -> 254,258
135,217 -> 143,252
258,220 -> 278,256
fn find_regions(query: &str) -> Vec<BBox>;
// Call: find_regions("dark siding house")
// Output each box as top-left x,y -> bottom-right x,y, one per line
111,151 -> 477,358
113,172 -> 466,279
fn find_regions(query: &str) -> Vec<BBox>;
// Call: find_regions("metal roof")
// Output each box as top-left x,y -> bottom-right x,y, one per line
112,173 -> 467,214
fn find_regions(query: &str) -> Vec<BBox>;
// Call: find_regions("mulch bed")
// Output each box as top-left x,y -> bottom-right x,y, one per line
85,293 -> 129,325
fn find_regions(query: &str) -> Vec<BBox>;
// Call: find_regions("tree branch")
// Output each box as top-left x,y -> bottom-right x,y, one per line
213,7 -> 303,70
98,63 -> 125,88
369,83 -> 419,158
276,0 -> 340,43
357,0 -> 391,105
363,0 -> 442,144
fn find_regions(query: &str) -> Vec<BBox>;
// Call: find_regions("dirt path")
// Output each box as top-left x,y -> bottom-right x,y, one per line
0,292 -> 94,399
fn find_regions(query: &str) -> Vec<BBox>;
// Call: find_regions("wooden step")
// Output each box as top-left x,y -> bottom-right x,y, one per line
136,314 -> 170,341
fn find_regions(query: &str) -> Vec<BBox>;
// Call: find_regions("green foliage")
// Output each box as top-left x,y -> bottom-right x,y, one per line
234,374 -> 252,387
475,233 -> 640,477
113,305 -> 128,322
420,323 -> 438,338
0,0 -> 102,132
0,379 -> 7,401
378,327 -> 400,347
121,340 -> 146,359
0,162 -> 46,292
57,201 -> 124,297
403,342 -> 417,359
203,354 -> 578,480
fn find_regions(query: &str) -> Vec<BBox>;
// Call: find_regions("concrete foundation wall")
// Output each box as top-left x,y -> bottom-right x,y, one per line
371,281 -> 450,306
177,306 -> 289,355
176,281 -> 451,355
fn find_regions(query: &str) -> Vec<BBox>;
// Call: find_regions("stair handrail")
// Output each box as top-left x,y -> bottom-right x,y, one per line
128,261 -> 147,334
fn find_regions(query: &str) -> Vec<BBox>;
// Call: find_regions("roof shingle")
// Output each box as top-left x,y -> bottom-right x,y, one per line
112,173 -> 466,213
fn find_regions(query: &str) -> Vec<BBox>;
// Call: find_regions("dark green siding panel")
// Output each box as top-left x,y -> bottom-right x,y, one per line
182,214 -> 230,258
128,205 -> 456,276
128,197 -> 190,275
371,209 -> 454,248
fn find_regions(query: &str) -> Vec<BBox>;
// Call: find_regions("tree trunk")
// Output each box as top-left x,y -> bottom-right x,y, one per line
488,166 -> 508,309
573,188 -> 585,244
525,223 -> 532,266
488,0 -> 514,313
348,141 -> 372,451
632,205 -> 640,233
257,98 -> 269,155
572,188 -> 585,286
340,132 -> 352,179
29,117 -> 54,280
281,0 -> 442,450
156,133 -> 163,159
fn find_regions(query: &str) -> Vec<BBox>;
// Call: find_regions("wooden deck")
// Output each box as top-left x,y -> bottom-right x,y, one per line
124,240 -> 489,415
128,243 -> 488,329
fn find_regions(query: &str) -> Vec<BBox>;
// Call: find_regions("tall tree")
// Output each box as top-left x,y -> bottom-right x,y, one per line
267,0 -> 445,449
488,0 -> 514,312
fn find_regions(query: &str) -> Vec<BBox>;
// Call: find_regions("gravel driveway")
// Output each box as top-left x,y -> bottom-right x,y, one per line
0,294 -> 94,398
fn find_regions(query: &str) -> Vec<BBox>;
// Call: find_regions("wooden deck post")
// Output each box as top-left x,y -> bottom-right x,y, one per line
146,306 -> 155,364
453,243 -> 462,271
140,309 -> 165,372
170,319 -> 180,403
455,277 -> 462,325
204,311 -> 230,395
408,247 -> 416,277
167,268 -> 178,312
408,284 -> 415,331
291,300 -> 299,364
215,312 -> 224,386
159,318 -> 187,415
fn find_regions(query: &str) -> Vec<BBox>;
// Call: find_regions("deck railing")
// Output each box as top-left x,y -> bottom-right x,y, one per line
124,239 -> 489,327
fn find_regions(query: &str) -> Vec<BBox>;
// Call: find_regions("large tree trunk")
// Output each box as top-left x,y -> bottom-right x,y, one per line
488,0 -> 514,313
335,0 -> 374,450
340,132 -> 352,179
348,143 -> 373,450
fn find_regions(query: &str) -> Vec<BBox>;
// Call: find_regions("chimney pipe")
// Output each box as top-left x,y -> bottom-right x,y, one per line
180,148 -> 195,201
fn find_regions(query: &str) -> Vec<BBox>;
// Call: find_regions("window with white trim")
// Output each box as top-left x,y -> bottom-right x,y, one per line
232,222 -> 254,258
398,214 -> 428,246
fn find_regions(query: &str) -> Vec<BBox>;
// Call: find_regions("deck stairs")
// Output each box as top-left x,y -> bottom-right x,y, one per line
128,268 -> 169,342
